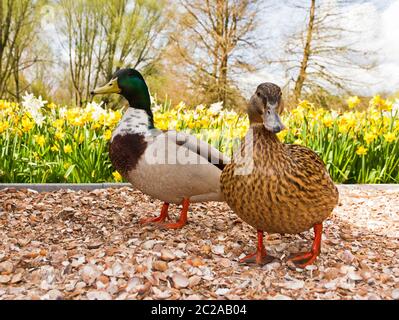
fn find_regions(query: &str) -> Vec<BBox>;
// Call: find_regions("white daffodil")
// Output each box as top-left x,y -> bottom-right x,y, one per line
59,106 -> 67,118
208,101 -> 223,115
34,113 -> 46,126
85,101 -> 106,121
331,110 -> 339,120
21,92 -> 47,126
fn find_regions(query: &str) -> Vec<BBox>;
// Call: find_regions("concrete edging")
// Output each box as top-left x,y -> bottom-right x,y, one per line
337,184 -> 399,191
0,183 -> 398,192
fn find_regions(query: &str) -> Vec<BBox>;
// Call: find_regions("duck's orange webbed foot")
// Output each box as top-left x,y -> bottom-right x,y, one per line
240,230 -> 275,265
140,202 -> 169,225
288,223 -> 323,268
161,198 -> 189,229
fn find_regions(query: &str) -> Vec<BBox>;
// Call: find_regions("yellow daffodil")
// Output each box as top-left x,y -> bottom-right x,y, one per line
51,145 -> 59,152
322,118 -> 333,128
104,111 -> 121,127
48,102 -> 57,110
66,108 -> 80,122
156,120 -> 169,130
70,116 -> 85,127
103,129 -> 112,140
356,146 -> 368,156
338,124 -> 348,134
21,116 -> 35,132
369,95 -> 392,111
294,139 -> 304,145
187,121 -> 196,129
364,133 -> 377,144
343,120 -> 355,131
52,119 -> 64,129
63,144 -> 72,153
0,100 -> 8,110
34,135 -> 46,147
277,129 -> 288,142
298,100 -> 313,110
0,121 -> 9,133
55,130 -> 65,140
369,95 -> 384,108
199,116 -> 210,127
112,171 -> 123,182
347,96 -> 361,109
92,122 -> 102,130
383,132 -> 396,143
291,107 -> 302,118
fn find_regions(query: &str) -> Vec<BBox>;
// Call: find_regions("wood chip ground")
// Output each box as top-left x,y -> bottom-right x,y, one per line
0,186 -> 398,300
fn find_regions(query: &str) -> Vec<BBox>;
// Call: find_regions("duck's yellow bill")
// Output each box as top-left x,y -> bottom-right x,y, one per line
91,78 -> 121,95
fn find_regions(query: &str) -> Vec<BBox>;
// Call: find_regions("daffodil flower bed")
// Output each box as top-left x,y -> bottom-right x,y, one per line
0,94 -> 398,183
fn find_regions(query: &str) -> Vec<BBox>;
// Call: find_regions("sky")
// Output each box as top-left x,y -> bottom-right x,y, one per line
240,0 -> 399,97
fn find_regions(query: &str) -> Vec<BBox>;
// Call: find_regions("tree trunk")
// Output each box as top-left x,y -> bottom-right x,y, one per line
220,54 -> 228,104
294,0 -> 316,101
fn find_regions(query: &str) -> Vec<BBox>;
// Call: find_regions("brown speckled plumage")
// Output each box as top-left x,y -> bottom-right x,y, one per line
220,83 -> 338,236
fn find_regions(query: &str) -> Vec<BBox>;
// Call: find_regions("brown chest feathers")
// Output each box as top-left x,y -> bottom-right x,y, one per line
220,125 -> 339,234
109,134 -> 147,177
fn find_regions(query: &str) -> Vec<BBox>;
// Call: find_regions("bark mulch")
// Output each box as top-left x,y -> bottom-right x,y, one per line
0,186 -> 398,300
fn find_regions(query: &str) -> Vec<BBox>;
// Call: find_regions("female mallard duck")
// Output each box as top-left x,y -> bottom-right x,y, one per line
92,68 -> 230,229
220,83 -> 339,268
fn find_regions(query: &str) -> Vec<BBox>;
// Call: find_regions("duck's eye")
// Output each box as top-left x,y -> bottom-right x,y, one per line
267,109 -> 271,115
257,92 -> 261,97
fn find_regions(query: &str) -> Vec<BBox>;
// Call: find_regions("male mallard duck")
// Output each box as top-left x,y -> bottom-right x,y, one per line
220,83 -> 339,268
92,68 -> 230,229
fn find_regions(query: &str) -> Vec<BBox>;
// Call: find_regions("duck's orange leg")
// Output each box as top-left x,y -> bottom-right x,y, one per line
288,223 -> 323,268
161,198 -> 189,229
140,202 -> 169,224
240,230 -> 275,265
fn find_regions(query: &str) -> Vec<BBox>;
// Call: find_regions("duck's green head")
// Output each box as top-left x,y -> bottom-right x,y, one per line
91,68 -> 151,112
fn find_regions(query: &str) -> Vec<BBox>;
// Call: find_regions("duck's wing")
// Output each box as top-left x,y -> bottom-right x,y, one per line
287,144 -> 327,172
286,144 -> 338,201
166,130 -> 231,170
